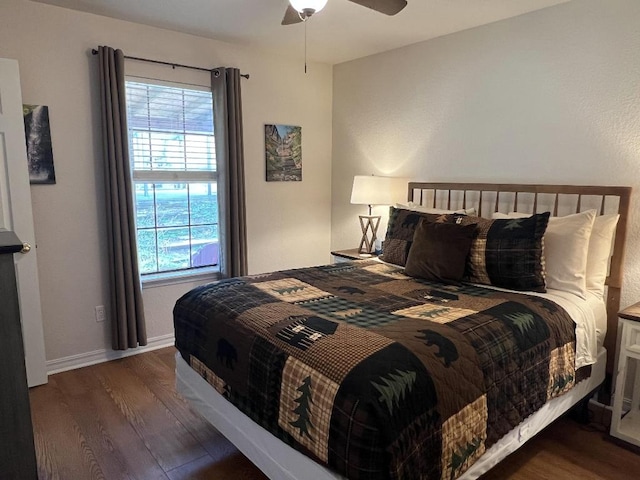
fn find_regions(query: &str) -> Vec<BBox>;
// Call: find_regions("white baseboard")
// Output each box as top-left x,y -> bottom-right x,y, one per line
46,333 -> 175,375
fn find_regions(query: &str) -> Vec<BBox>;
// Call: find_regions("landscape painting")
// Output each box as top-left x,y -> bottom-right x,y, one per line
265,124 -> 302,182
23,104 -> 56,184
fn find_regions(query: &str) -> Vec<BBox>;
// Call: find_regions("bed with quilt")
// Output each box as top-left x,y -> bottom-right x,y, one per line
173,182 -> 631,480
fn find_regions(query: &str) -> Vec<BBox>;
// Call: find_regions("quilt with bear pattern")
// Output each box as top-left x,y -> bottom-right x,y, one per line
173,260 -> 582,480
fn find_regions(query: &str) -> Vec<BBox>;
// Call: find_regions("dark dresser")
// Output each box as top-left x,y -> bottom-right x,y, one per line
0,229 -> 37,479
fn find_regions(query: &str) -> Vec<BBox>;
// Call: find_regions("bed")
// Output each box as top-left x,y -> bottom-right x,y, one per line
174,182 -> 631,480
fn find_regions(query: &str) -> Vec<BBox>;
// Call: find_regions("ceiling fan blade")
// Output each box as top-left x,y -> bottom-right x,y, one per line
282,4 -> 303,25
348,0 -> 408,16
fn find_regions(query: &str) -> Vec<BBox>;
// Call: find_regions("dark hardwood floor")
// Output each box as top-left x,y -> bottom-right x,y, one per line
29,347 -> 639,479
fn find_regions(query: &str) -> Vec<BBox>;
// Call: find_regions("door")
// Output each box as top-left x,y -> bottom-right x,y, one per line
0,58 -> 47,387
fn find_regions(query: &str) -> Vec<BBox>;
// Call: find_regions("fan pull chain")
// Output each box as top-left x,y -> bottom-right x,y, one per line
304,19 -> 308,74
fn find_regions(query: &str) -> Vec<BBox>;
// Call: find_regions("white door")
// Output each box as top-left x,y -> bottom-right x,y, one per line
0,58 -> 47,387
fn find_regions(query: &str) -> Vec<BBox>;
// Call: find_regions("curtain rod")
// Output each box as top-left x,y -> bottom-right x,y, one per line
91,49 -> 249,79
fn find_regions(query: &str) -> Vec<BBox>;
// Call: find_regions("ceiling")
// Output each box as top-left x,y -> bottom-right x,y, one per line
32,0 -> 571,65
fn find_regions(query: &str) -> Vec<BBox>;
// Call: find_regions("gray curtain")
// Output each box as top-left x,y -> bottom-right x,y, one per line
212,67 -> 248,277
97,46 -> 147,349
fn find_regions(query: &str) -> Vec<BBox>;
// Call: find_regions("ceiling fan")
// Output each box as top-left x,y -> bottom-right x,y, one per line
282,0 -> 408,25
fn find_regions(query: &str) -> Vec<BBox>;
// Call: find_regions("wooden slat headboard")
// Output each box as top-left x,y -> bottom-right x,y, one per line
408,181 -> 632,380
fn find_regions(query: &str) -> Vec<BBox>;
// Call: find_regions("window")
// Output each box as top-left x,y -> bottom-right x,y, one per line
125,80 -> 219,278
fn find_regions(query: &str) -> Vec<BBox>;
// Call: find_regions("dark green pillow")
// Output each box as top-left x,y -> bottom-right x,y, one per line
404,221 -> 477,284
458,212 -> 550,292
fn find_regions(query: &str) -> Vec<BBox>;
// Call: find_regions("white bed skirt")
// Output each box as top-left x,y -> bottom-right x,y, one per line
176,349 -> 606,480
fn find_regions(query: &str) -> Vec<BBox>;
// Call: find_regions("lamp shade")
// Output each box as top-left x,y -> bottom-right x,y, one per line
290,0 -> 328,13
350,175 -> 405,206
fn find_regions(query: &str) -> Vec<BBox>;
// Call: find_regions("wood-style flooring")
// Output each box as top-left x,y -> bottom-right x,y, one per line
30,347 -> 639,479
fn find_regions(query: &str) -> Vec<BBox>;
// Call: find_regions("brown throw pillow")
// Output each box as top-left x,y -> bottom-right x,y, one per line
404,220 -> 477,284
380,206 -> 466,266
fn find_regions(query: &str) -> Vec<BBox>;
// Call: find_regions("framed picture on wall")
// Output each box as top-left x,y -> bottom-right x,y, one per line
265,124 -> 302,182
23,104 -> 56,184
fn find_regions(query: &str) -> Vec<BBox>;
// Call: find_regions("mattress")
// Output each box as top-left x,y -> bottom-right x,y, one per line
173,260 -> 600,479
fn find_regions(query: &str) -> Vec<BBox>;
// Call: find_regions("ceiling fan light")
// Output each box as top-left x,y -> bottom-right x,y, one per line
289,0 -> 328,15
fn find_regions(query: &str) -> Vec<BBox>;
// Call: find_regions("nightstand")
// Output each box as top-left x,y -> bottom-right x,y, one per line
610,302 -> 640,448
331,248 -> 379,264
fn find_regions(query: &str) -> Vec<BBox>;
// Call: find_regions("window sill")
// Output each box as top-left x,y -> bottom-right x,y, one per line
142,267 -> 221,289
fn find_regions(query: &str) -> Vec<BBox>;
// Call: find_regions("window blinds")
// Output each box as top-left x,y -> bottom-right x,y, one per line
126,81 -> 216,176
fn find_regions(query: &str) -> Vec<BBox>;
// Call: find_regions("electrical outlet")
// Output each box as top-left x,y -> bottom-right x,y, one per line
95,305 -> 106,323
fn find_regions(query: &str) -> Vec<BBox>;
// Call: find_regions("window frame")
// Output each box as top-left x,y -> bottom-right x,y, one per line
125,76 -> 222,287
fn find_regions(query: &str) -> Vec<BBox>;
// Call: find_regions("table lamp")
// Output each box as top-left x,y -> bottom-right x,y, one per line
350,175 -> 403,254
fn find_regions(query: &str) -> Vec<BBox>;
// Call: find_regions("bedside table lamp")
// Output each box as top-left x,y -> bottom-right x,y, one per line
350,175 -> 402,254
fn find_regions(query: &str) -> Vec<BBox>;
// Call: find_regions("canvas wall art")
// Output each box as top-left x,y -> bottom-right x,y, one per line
23,104 -> 56,184
265,124 -> 302,182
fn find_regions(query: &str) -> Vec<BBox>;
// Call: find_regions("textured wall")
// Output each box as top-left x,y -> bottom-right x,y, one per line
332,0 -> 640,308
0,0 -> 332,363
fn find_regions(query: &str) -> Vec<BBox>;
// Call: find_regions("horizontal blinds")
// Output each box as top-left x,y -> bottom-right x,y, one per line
126,81 -> 216,173
132,170 -> 216,182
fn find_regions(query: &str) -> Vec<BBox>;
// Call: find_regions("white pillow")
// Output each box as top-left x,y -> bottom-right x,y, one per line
586,214 -> 619,298
492,212 -> 530,219
492,210 -> 597,299
396,202 -> 477,216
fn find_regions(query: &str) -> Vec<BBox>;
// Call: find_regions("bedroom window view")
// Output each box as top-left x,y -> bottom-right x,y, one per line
125,81 -> 219,276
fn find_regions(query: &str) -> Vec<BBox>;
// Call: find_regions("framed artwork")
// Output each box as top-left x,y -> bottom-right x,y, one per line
23,104 -> 56,184
265,124 -> 302,182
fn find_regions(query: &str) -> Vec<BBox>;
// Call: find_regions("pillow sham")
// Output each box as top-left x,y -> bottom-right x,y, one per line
586,214 -> 619,297
492,210 -> 596,299
405,221 -> 477,284
395,202 -> 477,216
380,206 -> 464,266
459,213 -> 550,292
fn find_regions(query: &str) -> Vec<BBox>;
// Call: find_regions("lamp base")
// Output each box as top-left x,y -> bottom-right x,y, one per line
357,215 -> 381,255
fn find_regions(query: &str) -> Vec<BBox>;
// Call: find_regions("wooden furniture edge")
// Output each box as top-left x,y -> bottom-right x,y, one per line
0,229 -> 23,255
331,248 -> 378,260
619,302 -> 640,322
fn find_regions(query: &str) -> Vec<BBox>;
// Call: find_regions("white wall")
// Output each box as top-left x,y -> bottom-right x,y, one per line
332,0 -> 640,308
0,0 -> 333,364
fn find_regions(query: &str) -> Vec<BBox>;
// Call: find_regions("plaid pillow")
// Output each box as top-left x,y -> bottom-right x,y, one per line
380,207 -> 464,266
459,213 -> 550,292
